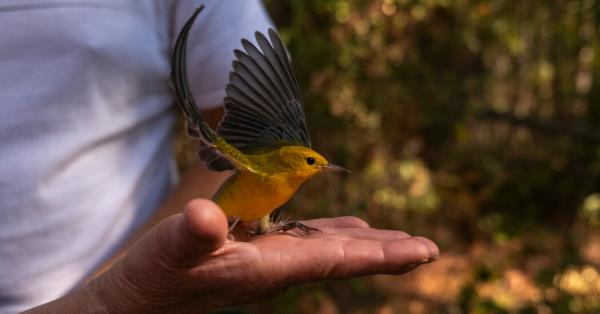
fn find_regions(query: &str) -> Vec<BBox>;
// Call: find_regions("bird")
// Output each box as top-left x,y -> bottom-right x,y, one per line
171,5 -> 349,235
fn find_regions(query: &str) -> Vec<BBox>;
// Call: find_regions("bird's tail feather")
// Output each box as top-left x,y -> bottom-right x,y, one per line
170,4 -> 216,144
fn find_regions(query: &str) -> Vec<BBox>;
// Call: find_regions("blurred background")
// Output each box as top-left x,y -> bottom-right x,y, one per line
181,0 -> 600,313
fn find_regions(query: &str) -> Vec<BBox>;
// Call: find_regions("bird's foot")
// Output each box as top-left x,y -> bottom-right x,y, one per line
269,220 -> 321,234
227,217 -> 240,240
228,217 -> 240,232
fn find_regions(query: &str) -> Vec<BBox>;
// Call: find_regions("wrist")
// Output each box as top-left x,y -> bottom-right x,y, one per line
21,281 -> 108,314
88,257 -> 217,314
87,260 -> 156,314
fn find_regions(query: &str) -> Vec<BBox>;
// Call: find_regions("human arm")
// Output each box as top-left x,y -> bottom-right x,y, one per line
24,199 -> 438,313
85,107 -> 230,278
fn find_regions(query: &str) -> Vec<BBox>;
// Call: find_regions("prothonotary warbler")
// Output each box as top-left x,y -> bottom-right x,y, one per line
171,5 -> 349,234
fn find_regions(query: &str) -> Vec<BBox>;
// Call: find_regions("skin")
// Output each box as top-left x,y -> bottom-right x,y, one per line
83,107 -> 233,277
21,108 -> 440,313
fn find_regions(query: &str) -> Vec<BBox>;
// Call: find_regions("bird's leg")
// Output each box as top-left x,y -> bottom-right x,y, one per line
245,216 -> 271,236
227,216 -> 240,240
255,215 -> 271,235
270,220 -> 321,234
228,216 -> 240,232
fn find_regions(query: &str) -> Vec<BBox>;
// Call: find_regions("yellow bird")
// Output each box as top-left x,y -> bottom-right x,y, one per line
171,5 -> 348,234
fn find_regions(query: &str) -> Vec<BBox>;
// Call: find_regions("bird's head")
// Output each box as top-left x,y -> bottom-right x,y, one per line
277,146 -> 350,179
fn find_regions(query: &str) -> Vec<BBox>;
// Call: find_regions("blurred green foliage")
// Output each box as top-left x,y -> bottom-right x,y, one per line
202,0 -> 600,313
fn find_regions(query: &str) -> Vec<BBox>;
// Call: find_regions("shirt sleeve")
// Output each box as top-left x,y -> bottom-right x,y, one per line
172,0 -> 273,110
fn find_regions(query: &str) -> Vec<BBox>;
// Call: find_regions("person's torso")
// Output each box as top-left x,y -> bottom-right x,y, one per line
0,1 -> 177,311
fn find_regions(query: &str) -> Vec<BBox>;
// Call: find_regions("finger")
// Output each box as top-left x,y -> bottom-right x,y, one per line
306,227 -> 437,261
283,237 -> 434,284
334,237 -> 433,276
381,237 -> 437,267
158,199 -> 228,264
410,236 -> 439,262
300,216 -> 370,229
183,199 -> 229,252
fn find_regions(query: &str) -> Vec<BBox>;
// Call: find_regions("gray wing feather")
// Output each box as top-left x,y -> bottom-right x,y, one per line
171,5 -> 234,171
217,29 -> 311,152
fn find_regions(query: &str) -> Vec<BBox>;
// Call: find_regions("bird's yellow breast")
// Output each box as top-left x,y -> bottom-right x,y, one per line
213,170 -> 306,221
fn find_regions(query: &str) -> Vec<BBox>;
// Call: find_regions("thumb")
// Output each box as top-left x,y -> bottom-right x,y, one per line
91,200 -> 228,313
157,199 -> 228,264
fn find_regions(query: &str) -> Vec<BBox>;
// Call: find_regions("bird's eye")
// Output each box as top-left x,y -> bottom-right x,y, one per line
306,157 -> 316,165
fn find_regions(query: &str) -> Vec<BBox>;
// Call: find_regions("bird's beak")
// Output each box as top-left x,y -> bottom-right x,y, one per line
321,162 -> 350,173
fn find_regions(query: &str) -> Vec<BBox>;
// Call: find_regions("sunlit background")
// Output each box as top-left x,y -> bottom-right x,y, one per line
178,1 -> 600,313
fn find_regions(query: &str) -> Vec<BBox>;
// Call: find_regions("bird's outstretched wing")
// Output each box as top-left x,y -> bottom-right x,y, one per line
217,29 -> 311,153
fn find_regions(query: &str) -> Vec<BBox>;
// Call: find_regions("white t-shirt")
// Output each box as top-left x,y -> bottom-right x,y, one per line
0,1 -> 271,312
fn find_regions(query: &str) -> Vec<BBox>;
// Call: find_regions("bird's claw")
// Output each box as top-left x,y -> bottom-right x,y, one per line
270,221 -> 321,234
228,217 -> 240,233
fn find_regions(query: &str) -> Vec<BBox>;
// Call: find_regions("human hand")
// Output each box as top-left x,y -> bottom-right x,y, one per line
89,199 -> 439,313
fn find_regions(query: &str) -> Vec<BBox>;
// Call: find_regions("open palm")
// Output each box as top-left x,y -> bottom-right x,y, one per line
92,200 -> 439,313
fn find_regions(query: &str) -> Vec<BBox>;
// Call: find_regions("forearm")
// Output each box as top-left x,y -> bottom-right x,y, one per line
22,284 -> 106,314
114,107 -> 229,256
87,107 -> 228,279
88,162 -> 231,279
21,171 -> 229,314
129,106 -> 228,233
128,162 -> 231,239
21,248 -> 215,314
